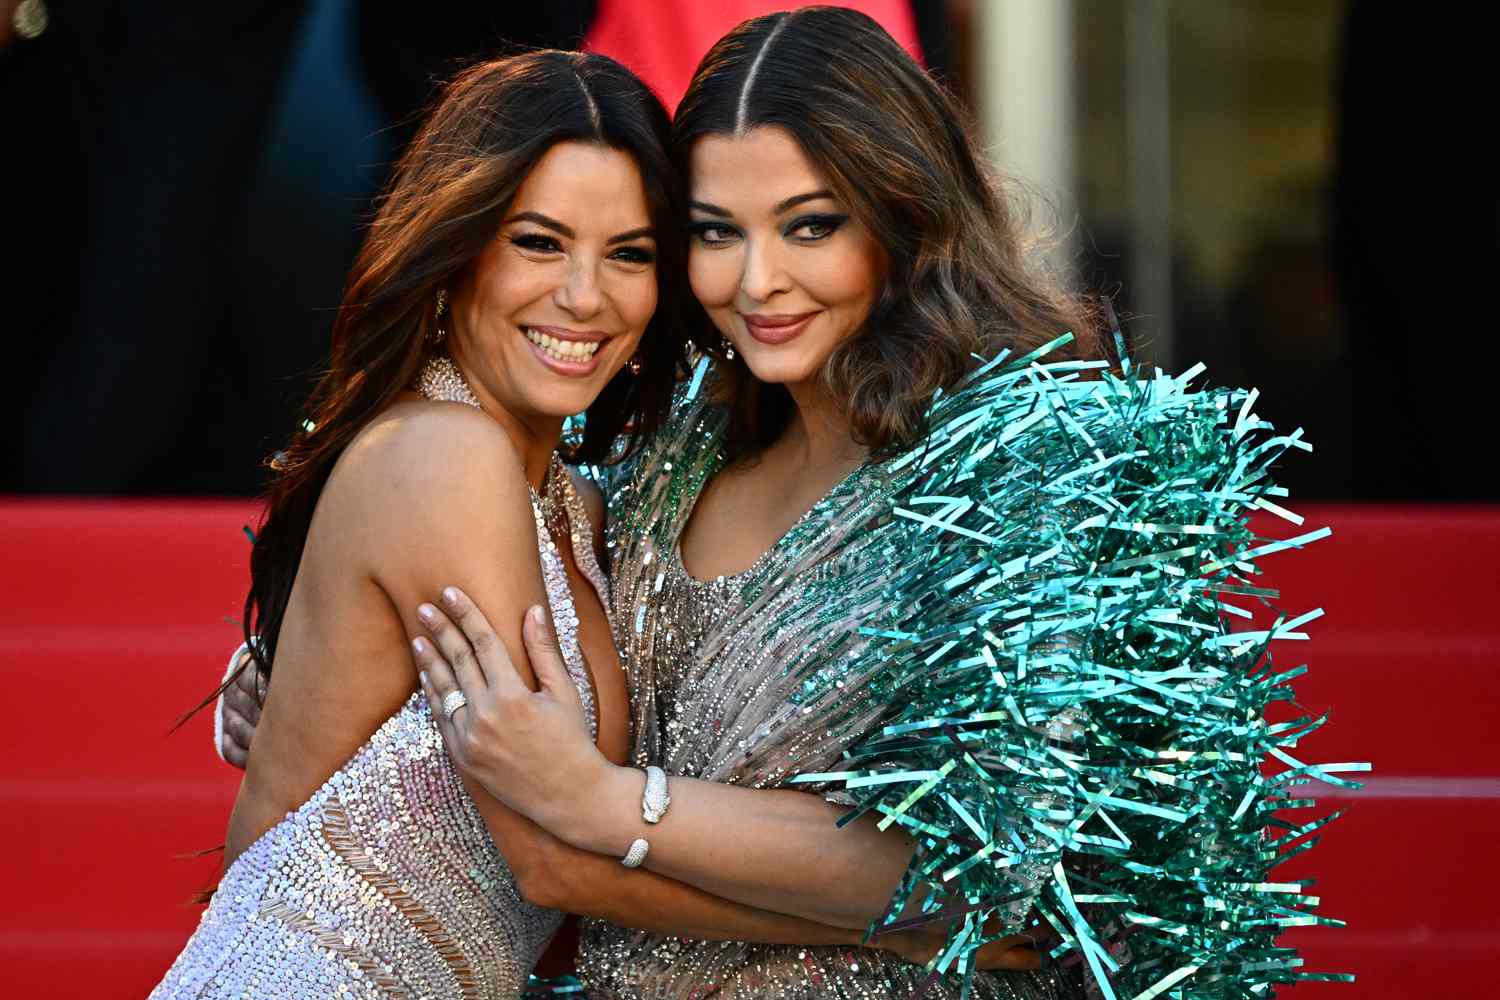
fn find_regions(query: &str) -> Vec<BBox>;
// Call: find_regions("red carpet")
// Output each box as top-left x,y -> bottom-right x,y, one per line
1,498 -> 1494,996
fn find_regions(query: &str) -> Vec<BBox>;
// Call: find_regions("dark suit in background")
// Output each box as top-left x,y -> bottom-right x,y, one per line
5,0 -> 596,494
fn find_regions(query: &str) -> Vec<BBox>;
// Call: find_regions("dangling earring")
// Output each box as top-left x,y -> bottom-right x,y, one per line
429,288 -> 449,344
627,353 -> 643,376
721,335 -> 736,361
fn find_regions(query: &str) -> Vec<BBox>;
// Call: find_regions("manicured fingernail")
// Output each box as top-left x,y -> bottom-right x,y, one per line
417,604 -> 435,622
412,637 -> 426,654
442,587 -> 459,606
528,605 -> 545,625
418,670 -> 428,688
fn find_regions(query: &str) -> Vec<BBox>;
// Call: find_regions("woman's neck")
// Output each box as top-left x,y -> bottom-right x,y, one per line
492,409 -> 563,491
778,376 -> 866,472
445,351 -> 561,491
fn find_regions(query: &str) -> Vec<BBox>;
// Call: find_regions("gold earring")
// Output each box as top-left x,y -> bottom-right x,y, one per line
628,354 -> 643,376
429,289 -> 449,344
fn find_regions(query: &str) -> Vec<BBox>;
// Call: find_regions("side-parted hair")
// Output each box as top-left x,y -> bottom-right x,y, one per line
240,51 -> 685,684
673,6 -> 1100,458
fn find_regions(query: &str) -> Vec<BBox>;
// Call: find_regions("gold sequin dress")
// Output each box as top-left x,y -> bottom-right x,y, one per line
576,393 -> 1079,1000
151,479 -> 608,999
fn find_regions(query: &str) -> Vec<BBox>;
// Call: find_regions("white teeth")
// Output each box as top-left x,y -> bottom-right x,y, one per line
524,328 -> 601,363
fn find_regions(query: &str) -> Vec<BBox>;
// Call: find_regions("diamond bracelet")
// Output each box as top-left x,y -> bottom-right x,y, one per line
642,765 -> 670,824
620,838 -> 649,868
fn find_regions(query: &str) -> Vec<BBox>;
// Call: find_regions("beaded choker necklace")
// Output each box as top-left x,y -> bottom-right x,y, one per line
414,355 -> 569,536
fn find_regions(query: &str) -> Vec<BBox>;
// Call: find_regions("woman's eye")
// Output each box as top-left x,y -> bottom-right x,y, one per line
511,233 -> 562,253
689,222 -> 740,246
611,245 -> 657,265
787,214 -> 847,241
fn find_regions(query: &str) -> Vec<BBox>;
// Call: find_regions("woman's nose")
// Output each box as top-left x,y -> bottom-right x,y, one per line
739,239 -> 791,302
557,259 -> 603,318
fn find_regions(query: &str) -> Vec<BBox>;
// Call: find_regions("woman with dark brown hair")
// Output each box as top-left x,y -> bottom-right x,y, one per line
410,6 -> 1342,999
153,47 -> 947,1000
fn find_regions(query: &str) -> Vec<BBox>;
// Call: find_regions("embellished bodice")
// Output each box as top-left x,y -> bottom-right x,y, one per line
646,534 -> 744,768
152,476 -> 607,999
577,394 -> 1076,1000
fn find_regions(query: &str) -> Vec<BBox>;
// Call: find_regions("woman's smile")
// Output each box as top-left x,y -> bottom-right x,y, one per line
522,325 -> 608,376
740,310 -> 819,346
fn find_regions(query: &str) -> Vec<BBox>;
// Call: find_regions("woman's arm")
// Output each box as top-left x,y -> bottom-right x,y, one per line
415,590 -> 920,931
260,408 -> 902,953
567,758 -> 912,930
456,765 -> 861,946
204,436 -> 1037,967
432,674 -> 1040,969
207,656 -> 869,945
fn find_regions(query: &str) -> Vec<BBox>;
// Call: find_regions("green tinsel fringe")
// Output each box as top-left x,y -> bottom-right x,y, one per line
783,333 -> 1365,999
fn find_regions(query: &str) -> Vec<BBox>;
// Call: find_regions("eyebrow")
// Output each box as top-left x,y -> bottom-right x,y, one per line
689,200 -> 733,218
774,189 -> 837,214
504,211 -> 573,238
505,212 -> 654,245
689,190 -> 838,219
607,226 -> 656,245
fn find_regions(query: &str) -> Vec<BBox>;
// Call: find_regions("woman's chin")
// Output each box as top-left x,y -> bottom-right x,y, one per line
524,386 -> 607,422
742,356 -> 823,389
526,400 -> 593,424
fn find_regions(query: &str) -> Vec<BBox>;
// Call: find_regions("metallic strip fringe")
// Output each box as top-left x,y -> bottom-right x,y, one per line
787,330 -> 1362,998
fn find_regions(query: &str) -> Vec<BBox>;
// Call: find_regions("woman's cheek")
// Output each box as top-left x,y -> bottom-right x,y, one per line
629,274 -> 658,334
688,250 -> 738,311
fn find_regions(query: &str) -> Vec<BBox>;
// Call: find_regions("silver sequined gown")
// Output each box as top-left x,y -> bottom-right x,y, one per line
576,395 -> 1079,1000
152,480 -> 608,1000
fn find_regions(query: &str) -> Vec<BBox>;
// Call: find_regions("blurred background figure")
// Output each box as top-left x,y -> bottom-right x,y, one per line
3,1 -> 1493,501
2,0 -> 598,494
1062,1 -> 1495,501
1329,4 -> 1494,499
0,0 -> 939,495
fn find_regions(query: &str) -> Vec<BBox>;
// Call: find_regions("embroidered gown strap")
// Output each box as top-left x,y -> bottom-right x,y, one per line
556,469 -> 611,607
530,477 -> 599,742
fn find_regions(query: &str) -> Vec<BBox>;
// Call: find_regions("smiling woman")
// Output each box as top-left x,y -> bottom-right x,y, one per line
149,50 -> 879,1000
444,141 -> 660,425
687,129 -> 887,391
237,52 -> 690,697
387,9 -> 1109,1000
673,8 -> 1096,462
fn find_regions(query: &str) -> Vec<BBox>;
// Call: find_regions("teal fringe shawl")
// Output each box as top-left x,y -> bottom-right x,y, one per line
775,333 -> 1363,998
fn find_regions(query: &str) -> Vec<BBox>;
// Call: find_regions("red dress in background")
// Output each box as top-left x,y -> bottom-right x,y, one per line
587,0 -> 923,111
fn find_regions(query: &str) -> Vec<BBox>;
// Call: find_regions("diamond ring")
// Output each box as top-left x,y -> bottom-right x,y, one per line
441,690 -> 468,720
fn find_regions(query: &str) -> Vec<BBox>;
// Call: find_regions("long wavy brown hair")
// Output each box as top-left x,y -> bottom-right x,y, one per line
232,51 -> 685,690
673,6 -> 1100,459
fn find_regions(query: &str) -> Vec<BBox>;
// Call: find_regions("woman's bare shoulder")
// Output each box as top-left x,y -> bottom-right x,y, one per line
346,400 -> 520,479
321,401 -> 535,565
